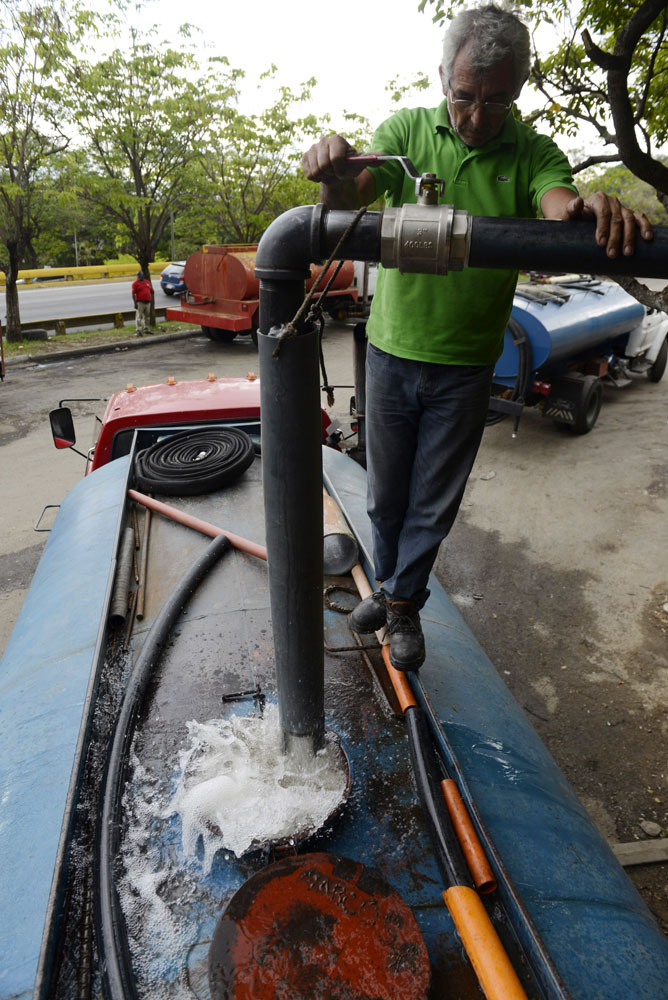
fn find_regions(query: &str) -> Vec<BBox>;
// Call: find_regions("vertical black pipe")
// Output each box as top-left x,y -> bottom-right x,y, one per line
258,299 -> 325,754
351,323 -> 368,466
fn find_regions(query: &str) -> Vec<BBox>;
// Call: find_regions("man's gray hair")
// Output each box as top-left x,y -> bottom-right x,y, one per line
442,4 -> 531,94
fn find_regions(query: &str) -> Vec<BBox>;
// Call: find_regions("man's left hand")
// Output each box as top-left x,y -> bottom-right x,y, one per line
561,192 -> 653,258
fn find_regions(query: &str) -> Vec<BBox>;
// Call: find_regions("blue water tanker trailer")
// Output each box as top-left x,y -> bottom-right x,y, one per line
489,275 -> 668,434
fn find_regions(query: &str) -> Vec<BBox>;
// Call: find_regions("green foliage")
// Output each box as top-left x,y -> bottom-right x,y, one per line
387,72 -> 433,105
198,71 -> 356,243
576,160 -> 668,222
29,153 -> 121,266
70,23 -> 240,270
0,0 -> 86,336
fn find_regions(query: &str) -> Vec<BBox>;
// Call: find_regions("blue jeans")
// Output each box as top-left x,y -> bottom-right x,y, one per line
365,343 -> 493,608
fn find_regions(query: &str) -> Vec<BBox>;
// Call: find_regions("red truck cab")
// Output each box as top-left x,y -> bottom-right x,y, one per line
50,374 -> 336,473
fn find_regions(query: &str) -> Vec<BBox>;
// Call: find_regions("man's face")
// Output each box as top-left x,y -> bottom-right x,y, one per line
440,41 -> 518,148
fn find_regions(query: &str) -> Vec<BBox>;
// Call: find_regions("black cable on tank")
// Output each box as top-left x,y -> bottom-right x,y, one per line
486,317 -> 532,427
134,427 -> 255,495
95,534 -> 231,1000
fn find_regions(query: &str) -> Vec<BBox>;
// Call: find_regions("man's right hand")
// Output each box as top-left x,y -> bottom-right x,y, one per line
302,135 -> 363,184
302,135 -> 375,209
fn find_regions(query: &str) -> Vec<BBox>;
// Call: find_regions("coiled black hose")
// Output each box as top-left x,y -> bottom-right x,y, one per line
134,428 -> 255,495
95,533 -> 231,1000
486,317 -> 532,427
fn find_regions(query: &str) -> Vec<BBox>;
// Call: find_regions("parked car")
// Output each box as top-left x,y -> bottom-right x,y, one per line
159,260 -> 187,295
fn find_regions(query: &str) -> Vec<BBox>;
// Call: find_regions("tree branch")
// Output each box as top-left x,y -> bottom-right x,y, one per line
611,274 -> 668,314
571,153 -> 622,174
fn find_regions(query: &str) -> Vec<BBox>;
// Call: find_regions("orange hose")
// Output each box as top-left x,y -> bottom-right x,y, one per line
443,886 -> 528,1000
128,489 -> 267,561
441,779 -> 496,894
380,645 -> 417,712
350,563 -> 496,889
349,564 -> 416,710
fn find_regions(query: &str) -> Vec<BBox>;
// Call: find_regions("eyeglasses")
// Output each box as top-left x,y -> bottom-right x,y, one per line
448,89 -> 513,117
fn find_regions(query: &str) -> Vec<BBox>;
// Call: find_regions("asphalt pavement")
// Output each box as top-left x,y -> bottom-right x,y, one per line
3,278 -> 177,326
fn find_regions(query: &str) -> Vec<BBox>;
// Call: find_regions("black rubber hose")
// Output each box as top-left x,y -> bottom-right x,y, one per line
405,704 -> 472,890
486,317 -> 532,427
134,428 -> 255,496
95,533 -> 231,1000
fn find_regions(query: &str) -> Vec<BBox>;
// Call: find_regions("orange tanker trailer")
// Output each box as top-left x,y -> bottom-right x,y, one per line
165,244 -> 358,346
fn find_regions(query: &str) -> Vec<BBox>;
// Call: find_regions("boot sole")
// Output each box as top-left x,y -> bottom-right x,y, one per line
389,652 -> 424,672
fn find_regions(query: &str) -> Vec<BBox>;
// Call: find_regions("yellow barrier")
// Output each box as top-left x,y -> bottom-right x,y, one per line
0,262 -> 167,283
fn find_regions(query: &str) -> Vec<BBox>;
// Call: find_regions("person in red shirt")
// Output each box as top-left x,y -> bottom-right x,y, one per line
132,271 -> 153,337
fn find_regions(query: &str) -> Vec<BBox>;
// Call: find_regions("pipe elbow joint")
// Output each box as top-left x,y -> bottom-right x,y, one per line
255,204 -> 324,281
256,204 -> 383,284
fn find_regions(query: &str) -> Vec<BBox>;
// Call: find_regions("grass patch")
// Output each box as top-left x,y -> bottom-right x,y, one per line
2,321 -> 194,358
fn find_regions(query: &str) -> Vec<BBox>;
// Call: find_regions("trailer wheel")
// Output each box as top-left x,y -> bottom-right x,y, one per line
648,335 -> 667,383
203,326 -> 237,343
570,375 -> 603,434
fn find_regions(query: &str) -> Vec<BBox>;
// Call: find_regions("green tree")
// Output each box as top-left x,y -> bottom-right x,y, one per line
30,153 -> 122,266
198,71 -> 370,244
71,26 -> 239,273
576,160 -> 668,225
0,1 -> 83,340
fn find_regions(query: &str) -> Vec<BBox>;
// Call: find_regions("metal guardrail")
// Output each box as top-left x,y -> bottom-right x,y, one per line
20,308 -> 168,335
0,262 -> 167,284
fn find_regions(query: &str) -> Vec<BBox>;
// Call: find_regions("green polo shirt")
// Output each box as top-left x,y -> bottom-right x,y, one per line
365,101 -> 577,364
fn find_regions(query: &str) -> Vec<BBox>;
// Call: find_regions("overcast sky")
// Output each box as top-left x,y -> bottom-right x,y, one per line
149,0 -> 463,125
142,0 -> 601,161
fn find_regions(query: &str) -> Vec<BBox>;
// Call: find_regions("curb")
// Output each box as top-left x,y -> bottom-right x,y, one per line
4,328 -> 202,369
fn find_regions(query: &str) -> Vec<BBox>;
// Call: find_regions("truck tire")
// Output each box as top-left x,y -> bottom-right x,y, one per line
203,326 -> 237,343
648,335 -> 667,383
570,375 -> 603,434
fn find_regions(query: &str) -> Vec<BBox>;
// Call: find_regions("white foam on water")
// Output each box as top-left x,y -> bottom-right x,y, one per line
119,758 -> 200,997
170,703 -> 347,869
116,707 -> 348,996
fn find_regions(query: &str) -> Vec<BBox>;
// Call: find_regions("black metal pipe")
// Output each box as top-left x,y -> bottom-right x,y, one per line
255,203 -> 667,756
256,205 -> 380,755
469,216 -> 668,278
258,322 -> 325,753
258,278 -> 307,336
255,204 -> 382,280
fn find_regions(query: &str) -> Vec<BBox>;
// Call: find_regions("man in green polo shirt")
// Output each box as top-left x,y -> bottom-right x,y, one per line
302,3 -> 652,672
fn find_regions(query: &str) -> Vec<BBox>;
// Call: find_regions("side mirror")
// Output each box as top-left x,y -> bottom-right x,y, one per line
50,407 -> 76,449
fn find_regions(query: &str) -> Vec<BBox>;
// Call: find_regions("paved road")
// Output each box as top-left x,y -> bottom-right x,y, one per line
2,278 -> 176,325
1,327 -> 667,929
4,275 -> 665,328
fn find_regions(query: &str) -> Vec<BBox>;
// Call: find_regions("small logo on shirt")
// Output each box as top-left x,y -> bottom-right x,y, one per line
497,174 -> 510,183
